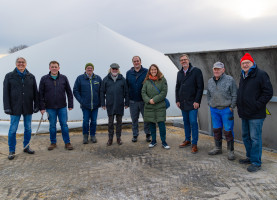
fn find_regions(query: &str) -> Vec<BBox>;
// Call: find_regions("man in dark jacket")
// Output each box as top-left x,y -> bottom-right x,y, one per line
237,53 -> 273,172
126,56 -> 150,142
175,54 -> 204,154
3,57 -> 39,160
101,63 -> 129,146
39,61 -> 74,151
73,63 -> 102,144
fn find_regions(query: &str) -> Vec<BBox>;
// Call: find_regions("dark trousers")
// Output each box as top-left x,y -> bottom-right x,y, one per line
149,121 -> 166,143
108,114 -> 123,139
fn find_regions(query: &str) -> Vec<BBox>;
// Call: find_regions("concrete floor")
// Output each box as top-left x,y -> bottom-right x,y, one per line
0,126 -> 277,200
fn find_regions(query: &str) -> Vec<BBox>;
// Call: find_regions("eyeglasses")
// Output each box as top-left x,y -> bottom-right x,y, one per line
17,61 -> 26,64
241,61 -> 252,65
112,68 -> 118,70
180,59 -> 189,62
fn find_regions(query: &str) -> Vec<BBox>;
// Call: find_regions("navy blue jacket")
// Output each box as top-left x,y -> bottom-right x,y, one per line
100,73 -> 129,116
237,66 -> 273,119
3,68 -> 39,115
126,66 -> 148,101
175,63 -> 204,111
73,73 -> 102,110
39,72 -> 73,110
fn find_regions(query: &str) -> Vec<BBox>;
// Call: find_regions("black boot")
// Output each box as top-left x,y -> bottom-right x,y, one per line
83,134 -> 89,144
8,152 -> 15,160
208,140 -> 222,155
227,140 -> 235,160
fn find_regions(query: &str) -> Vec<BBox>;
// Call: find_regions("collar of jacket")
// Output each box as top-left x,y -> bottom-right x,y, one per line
84,72 -> 95,80
13,68 -> 30,76
48,71 -> 60,79
130,65 -> 147,74
213,73 -> 225,81
179,63 -> 195,74
241,63 -> 257,79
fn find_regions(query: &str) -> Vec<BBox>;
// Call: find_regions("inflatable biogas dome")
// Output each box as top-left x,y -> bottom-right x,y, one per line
0,23 -> 179,125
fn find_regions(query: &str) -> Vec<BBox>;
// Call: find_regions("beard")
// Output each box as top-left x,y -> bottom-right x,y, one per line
111,72 -> 118,76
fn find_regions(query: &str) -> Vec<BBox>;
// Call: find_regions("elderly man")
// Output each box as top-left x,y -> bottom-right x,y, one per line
3,57 -> 39,160
126,56 -> 150,143
73,63 -> 102,144
39,61 -> 74,151
101,63 -> 129,146
207,61 -> 237,160
176,54 -> 204,154
237,53 -> 273,172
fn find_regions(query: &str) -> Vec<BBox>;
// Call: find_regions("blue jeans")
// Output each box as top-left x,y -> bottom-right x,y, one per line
129,100 -> 150,136
82,108 -> 98,136
8,114 -> 32,152
181,109 -> 199,145
47,107 -> 70,144
242,118 -> 264,166
149,122 -> 166,143
210,107 -> 234,137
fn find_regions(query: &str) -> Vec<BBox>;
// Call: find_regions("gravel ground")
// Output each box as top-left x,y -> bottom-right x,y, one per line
0,125 -> 276,200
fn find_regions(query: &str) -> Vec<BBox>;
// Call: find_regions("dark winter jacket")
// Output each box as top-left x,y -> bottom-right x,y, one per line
39,72 -> 73,110
141,77 -> 168,123
100,73 -> 129,116
237,66 -> 273,119
73,73 -> 102,110
126,66 -> 148,101
175,63 -> 204,111
3,68 -> 39,115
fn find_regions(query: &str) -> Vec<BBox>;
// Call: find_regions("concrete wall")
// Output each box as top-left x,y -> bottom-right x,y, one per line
166,46 -> 277,150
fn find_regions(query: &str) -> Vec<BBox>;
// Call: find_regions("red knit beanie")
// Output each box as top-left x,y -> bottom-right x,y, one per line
240,53 -> 254,64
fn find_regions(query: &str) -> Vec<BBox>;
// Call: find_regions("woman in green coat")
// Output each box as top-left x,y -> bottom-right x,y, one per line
141,64 -> 170,149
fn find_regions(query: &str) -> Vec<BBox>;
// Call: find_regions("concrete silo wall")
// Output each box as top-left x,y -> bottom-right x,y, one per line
166,46 -> 277,150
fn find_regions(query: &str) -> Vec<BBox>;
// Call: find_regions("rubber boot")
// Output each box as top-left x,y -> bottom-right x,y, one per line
227,140 -> 235,160
208,140 -> 222,155
83,134 -> 89,144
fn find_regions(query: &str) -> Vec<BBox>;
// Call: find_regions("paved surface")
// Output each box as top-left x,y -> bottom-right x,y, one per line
0,126 -> 277,200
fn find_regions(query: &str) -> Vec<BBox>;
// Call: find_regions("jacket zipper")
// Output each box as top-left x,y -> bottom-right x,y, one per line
90,79 -> 93,110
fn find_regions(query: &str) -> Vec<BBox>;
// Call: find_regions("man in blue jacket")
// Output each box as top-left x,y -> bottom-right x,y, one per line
39,61 -> 74,151
73,63 -> 102,144
3,57 -> 39,160
237,53 -> 273,172
126,56 -> 150,142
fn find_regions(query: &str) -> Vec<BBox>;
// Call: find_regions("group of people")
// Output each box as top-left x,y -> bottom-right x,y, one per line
3,53 -> 273,173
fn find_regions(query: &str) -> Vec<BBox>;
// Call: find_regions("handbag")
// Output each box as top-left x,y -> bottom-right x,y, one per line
150,80 -> 170,109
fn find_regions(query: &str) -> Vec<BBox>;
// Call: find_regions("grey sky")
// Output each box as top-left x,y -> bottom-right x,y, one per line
1,0 -> 277,54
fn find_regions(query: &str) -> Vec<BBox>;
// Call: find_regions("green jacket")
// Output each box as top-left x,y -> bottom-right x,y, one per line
141,77 -> 168,123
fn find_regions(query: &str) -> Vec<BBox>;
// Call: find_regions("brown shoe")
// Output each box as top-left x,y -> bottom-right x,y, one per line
117,138 -> 122,145
65,143 -> 74,150
179,140 -> 191,148
107,139 -> 113,146
191,144 -> 198,154
48,143 -> 57,151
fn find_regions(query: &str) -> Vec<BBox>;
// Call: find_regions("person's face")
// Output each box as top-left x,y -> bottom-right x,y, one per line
213,68 -> 225,79
111,68 -> 119,76
16,58 -> 27,72
86,66 -> 94,76
132,57 -> 141,68
49,63 -> 60,75
179,56 -> 189,69
241,60 -> 254,73
150,66 -> 158,77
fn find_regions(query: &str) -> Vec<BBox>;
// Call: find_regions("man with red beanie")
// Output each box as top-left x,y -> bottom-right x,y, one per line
237,53 -> 273,172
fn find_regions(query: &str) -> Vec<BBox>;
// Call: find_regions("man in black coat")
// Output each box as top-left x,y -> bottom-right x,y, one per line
39,61 -> 74,151
175,54 -> 204,154
3,57 -> 39,160
237,53 -> 273,172
101,63 -> 129,146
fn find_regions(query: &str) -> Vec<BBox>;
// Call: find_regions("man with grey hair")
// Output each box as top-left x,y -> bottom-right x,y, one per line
176,54 -> 204,154
207,61 -> 237,160
3,57 -> 39,160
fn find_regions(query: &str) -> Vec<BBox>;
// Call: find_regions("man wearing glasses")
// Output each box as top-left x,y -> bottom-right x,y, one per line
237,53 -> 273,172
126,56 -> 150,143
3,57 -> 39,160
175,54 -> 204,154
